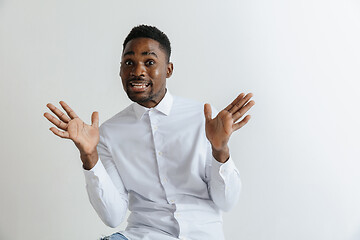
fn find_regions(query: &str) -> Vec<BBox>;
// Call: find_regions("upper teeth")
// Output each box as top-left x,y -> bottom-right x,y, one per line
131,83 -> 149,87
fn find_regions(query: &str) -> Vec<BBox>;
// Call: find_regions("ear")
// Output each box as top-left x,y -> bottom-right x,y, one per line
166,62 -> 174,78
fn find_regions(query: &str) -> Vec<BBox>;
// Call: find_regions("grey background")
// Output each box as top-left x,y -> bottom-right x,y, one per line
0,0 -> 359,239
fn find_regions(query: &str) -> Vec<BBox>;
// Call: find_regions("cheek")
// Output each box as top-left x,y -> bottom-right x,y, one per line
120,66 -> 129,79
119,69 -> 127,88
150,67 -> 167,80
150,68 -> 160,78
120,66 -> 126,77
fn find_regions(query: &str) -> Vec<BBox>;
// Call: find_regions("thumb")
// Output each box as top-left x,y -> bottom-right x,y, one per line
91,111 -> 99,128
204,103 -> 212,122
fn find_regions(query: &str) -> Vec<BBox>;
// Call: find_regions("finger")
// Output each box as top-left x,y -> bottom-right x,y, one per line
59,101 -> 79,119
43,112 -> 68,130
49,127 -> 70,139
224,93 -> 245,111
204,103 -> 212,122
232,100 -> 255,122
228,93 -> 253,114
46,103 -> 71,123
91,111 -> 99,128
233,115 -> 251,131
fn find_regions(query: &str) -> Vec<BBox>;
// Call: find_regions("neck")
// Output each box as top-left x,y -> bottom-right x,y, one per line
137,88 -> 167,108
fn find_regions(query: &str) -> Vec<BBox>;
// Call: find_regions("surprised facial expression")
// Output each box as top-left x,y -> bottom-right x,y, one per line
120,38 -> 173,108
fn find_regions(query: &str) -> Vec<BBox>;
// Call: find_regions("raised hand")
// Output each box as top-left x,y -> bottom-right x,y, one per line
204,93 -> 255,163
43,101 -> 100,169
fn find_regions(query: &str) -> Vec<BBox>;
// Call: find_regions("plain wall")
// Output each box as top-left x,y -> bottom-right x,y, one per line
1,0 -> 359,239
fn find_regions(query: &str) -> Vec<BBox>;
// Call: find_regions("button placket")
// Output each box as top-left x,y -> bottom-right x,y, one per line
150,112 -> 170,199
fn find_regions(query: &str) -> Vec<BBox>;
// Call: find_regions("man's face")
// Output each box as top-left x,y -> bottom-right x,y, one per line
120,37 -> 173,108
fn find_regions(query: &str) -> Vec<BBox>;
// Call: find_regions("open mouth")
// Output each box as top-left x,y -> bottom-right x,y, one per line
128,81 -> 151,92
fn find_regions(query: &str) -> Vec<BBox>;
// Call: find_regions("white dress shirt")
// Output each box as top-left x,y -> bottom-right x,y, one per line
83,90 -> 241,240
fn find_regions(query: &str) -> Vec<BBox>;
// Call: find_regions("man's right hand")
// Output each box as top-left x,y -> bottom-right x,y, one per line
44,101 -> 100,170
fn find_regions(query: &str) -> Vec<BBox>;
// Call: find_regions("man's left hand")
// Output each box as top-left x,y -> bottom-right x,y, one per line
204,93 -> 255,163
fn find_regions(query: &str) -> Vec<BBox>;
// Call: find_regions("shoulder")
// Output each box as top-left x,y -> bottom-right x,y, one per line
167,96 -> 205,126
99,104 -> 135,132
172,95 -> 219,117
172,95 -> 203,112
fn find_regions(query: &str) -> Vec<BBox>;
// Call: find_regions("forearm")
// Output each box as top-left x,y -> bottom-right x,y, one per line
80,150 -> 99,170
209,157 -> 241,212
212,145 -> 230,163
84,160 -> 128,228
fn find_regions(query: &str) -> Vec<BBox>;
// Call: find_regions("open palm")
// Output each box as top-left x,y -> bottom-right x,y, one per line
204,93 -> 255,152
44,101 -> 99,155
205,109 -> 234,151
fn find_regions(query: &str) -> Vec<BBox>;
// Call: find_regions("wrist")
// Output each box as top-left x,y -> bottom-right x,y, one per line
80,150 -> 98,170
212,145 -> 230,163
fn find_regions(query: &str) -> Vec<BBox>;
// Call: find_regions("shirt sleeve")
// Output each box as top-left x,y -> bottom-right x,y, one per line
83,129 -> 129,228
207,155 -> 242,212
204,105 -> 242,212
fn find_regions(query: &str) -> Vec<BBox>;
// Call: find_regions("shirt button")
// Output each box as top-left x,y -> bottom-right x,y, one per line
158,151 -> 162,156
153,125 -> 158,130
169,199 -> 175,204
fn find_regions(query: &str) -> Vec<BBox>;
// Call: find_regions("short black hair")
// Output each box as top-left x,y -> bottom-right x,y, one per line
123,25 -> 171,62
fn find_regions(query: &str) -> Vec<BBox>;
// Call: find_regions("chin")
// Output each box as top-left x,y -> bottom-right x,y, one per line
128,92 -> 152,104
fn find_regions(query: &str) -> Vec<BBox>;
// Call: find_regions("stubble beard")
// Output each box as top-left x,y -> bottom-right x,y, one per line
125,80 -> 167,107
127,87 -> 154,104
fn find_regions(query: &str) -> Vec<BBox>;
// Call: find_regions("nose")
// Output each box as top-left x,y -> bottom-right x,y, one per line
131,63 -> 145,77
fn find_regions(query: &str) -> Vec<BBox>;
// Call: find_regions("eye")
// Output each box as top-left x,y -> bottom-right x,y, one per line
146,60 -> 155,66
124,60 -> 133,66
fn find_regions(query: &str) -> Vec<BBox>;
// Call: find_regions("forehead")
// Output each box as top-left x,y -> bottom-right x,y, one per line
122,38 -> 166,58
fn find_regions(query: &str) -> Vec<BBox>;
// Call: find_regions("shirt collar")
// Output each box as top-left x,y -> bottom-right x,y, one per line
132,89 -> 174,120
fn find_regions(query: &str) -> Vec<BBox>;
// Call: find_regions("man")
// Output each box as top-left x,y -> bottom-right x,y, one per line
44,25 -> 255,240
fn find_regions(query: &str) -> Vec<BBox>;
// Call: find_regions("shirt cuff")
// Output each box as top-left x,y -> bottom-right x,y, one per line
83,158 -> 109,186
211,156 -> 238,182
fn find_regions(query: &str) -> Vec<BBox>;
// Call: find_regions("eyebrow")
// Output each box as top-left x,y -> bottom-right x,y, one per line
123,51 -> 158,58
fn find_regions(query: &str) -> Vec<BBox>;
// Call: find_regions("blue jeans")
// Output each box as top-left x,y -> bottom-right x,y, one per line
100,232 -> 128,240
